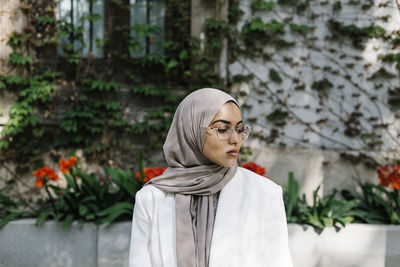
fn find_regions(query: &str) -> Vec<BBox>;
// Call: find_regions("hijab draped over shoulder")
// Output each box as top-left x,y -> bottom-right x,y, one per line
148,88 -> 239,267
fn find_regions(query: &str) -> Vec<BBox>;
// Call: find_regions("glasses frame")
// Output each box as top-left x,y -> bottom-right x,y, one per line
207,124 -> 252,141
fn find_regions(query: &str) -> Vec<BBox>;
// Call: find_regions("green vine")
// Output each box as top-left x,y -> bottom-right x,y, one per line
0,0 -> 210,167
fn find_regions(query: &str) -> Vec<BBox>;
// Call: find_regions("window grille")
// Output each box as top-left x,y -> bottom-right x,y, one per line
57,0 -> 165,59
130,0 -> 165,58
57,0 -> 105,58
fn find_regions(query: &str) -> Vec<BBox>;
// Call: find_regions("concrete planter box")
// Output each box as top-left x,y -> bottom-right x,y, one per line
289,224 -> 400,267
1,219 -> 399,267
0,219 -> 131,267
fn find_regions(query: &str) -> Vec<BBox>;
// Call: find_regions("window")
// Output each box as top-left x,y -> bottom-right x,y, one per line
130,0 -> 165,58
56,0 -> 165,59
57,0 -> 105,58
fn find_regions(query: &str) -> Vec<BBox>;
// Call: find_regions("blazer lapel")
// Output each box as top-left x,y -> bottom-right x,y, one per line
209,170 -> 244,267
157,192 -> 177,267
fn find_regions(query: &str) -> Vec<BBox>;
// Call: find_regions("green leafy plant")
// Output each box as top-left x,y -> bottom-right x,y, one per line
34,157 -> 143,230
251,0 -> 276,12
269,68 -> 283,83
341,183 -> 400,224
341,164 -> 400,224
328,19 -> 386,49
284,172 -> 357,231
0,184 -> 34,228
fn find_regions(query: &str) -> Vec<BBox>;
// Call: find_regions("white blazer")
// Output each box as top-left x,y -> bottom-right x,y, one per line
129,167 -> 293,267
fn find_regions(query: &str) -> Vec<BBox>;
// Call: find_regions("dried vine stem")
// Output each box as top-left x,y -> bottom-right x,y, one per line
237,59 -> 387,165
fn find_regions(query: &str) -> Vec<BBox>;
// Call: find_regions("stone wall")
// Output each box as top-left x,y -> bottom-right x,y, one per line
0,0 -> 25,133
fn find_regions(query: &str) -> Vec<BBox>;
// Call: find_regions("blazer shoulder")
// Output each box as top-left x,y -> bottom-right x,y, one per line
135,184 -> 171,203
238,167 -> 282,193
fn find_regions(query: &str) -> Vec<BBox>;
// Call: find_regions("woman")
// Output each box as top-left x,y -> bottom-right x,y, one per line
129,88 -> 293,267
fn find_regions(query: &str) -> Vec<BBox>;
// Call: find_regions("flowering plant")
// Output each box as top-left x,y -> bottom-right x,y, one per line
134,162 -> 268,182
32,156 -> 142,229
58,156 -> 78,174
135,166 -> 167,182
340,164 -> 400,224
241,162 -> 267,177
377,164 -> 400,190
33,166 -> 59,188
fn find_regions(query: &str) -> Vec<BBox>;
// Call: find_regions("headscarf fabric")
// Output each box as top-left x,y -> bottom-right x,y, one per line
149,88 -> 239,267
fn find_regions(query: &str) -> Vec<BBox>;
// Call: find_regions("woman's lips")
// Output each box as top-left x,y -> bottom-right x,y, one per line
227,150 -> 239,157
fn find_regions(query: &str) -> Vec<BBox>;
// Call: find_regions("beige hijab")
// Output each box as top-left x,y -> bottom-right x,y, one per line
149,88 -> 239,267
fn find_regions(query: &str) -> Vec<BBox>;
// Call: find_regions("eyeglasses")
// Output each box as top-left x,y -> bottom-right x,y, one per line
207,124 -> 252,140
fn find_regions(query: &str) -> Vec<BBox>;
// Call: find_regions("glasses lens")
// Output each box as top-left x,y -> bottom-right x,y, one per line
211,125 -> 252,140
217,128 -> 233,140
240,125 -> 251,140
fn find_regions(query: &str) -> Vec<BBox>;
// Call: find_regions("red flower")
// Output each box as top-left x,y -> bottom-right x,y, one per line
392,177 -> 400,190
241,162 -> 267,177
58,156 -> 78,174
136,167 -> 167,182
33,166 -> 59,188
377,164 -> 400,190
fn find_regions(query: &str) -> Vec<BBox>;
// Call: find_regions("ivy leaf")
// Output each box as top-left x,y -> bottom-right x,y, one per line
0,140 -> 9,149
289,23 -> 309,34
25,115 -> 40,127
166,60 -> 178,71
8,32 -> 24,46
0,80 -> 5,90
131,24 -> 161,37
9,52 -> 33,66
251,0 -> 276,11
131,85 -> 167,96
60,120 -> 78,133
105,81 -> 119,91
105,102 -> 119,110
266,20 -> 285,34
179,50 -> 188,60
250,17 -> 265,31
37,16 -> 56,26
269,68 -> 283,83
5,76 -> 24,85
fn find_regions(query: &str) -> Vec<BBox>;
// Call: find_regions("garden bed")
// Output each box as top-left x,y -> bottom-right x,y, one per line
1,219 -> 399,267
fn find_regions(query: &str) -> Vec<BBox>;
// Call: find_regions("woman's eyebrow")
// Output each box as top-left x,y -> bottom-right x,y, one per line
212,119 -> 243,126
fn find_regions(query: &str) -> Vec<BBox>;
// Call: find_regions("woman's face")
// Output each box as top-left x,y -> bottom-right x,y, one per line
203,102 -> 243,167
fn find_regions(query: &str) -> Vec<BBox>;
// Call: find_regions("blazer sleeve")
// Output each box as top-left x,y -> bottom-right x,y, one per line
276,185 -> 294,267
129,189 -> 153,267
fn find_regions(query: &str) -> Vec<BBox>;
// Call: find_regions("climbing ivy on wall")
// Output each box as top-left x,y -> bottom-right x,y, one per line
3,0 -> 400,171
0,0 -> 223,169
226,0 -> 400,165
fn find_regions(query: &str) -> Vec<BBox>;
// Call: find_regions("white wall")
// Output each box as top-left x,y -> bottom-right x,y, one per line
226,0 -> 400,163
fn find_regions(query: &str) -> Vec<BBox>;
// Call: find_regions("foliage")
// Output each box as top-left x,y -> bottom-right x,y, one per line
1,163 -> 400,231
0,0 -> 200,165
284,172 -> 358,231
341,183 -> 400,224
328,19 -> 386,49
289,23 -> 309,34
32,157 -> 143,229
251,0 -> 276,12
267,109 -> 289,126
0,184 -> 33,228
224,0 -> 400,158
311,78 -> 334,94
269,68 -> 283,83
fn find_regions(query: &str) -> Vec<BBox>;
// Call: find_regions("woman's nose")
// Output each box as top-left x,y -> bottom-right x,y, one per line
228,129 -> 241,144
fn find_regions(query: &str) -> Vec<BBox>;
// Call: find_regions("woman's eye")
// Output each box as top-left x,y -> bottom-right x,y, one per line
217,128 -> 228,133
237,128 -> 245,134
